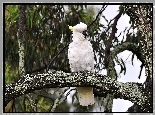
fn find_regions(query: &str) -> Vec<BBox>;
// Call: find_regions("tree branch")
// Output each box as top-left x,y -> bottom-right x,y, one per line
5,70 -> 150,112
50,88 -> 75,112
126,104 -> 142,112
104,7 -> 123,69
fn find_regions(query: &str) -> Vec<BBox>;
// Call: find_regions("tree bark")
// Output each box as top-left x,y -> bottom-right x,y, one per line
5,70 -> 151,112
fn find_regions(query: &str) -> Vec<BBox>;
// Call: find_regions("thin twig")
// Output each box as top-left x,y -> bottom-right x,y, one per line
104,9 -> 123,67
88,5 -> 108,29
50,87 -> 70,112
138,63 -> 144,79
47,43 -> 70,71
25,94 -> 37,112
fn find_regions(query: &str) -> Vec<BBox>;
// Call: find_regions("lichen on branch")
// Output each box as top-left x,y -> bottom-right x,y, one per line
5,70 -> 149,112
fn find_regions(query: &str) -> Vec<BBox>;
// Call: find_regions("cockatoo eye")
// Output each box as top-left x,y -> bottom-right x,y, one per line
82,30 -> 88,38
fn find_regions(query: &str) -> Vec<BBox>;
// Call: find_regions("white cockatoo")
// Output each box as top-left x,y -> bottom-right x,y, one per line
68,22 -> 95,106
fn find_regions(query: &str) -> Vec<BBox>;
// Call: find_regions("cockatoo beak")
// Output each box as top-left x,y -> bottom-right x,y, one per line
68,25 -> 74,31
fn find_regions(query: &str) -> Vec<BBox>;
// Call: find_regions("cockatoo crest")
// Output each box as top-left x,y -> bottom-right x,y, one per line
69,22 -> 87,33
68,22 -> 88,42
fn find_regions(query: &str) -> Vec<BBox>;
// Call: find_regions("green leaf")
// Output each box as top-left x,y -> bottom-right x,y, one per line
12,13 -> 19,21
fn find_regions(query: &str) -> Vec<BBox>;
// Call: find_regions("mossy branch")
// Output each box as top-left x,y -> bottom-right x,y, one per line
5,70 -> 150,112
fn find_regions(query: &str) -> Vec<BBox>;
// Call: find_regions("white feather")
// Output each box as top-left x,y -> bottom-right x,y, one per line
68,22 -> 95,106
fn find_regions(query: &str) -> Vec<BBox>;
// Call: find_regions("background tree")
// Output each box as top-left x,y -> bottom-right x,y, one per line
4,4 -> 153,112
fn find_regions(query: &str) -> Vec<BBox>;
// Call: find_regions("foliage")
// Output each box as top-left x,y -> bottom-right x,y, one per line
5,62 -> 18,84
5,4 -> 99,112
4,4 -> 152,112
